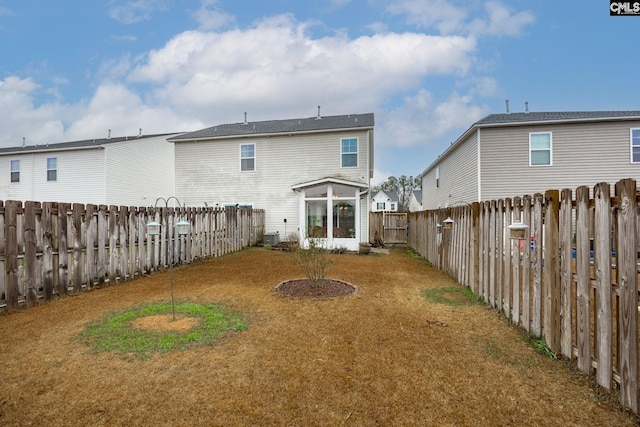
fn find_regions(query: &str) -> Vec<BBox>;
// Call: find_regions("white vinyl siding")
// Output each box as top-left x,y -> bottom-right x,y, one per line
480,120 -> 640,201
529,132 -> 552,166
240,144 -> 255,171
631,128 -> 640,163
175,129 -> 371,239
341,138 -> 357,168
421,132 -> 478,209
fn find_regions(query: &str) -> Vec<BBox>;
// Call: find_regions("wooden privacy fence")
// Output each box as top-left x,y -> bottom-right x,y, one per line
369,212 -> 408,244
408,178 -> 640,414
0,200 -> 265,313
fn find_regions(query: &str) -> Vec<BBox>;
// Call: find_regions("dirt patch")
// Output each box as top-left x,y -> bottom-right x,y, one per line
132,314 -> 200,332
275,278 -> 356,298
0,247 -> 637,426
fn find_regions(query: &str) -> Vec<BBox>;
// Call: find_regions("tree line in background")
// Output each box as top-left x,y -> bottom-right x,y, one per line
371,175 -> 421,212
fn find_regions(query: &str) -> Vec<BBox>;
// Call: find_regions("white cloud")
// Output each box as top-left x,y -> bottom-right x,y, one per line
107,0 -> 170,24
469,1 -> 535,37
377,88 -> 489,149
387,0 -> 534,37
192,0 -> 235,30
127,15 -> 476,122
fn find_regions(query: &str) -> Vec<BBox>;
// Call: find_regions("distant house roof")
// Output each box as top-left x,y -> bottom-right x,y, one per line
476,111 -> 640,126
0,133 -> 177,155
169,113 -> 375,142
411,190 -> 422,201
372,190 -> 399,202
420,110 -> 640,177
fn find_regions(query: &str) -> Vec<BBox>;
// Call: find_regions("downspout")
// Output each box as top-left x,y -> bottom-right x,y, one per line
476,128 -> 481,202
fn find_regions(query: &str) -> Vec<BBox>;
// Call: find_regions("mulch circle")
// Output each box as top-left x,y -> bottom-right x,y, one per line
274,278 -> 357,298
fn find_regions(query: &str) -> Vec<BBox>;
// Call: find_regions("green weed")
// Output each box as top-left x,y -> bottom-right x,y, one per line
78,302 -> 248,358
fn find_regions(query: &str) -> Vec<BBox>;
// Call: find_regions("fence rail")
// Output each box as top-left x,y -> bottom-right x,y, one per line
0,200 -> 265,313
408,178 -> 639,414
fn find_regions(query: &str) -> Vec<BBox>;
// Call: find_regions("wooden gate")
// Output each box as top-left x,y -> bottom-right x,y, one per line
369,212 -> 407,244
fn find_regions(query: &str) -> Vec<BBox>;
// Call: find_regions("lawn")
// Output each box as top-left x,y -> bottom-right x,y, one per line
0,247 -> 636,426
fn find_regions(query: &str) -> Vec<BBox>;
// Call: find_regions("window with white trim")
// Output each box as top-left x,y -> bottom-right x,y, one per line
529,132 -> 552,166
10,160 -> 19,183
376,202 -> 385,210
341,138 -> 357,167
240,144 -> 255,171
47,157 -> 57,181
631,129 -> 640,163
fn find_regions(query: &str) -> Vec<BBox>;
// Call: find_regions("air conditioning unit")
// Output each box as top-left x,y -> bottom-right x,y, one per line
263,232 -> 280,245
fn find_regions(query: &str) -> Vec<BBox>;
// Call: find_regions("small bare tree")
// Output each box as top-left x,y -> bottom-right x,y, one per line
294,238 -> 334,288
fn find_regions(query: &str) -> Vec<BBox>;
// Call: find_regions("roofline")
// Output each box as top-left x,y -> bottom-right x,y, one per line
419,113 -> 640,178
291,176 -> 369,191
0,145 -> 105,156
169,126 -> 374,143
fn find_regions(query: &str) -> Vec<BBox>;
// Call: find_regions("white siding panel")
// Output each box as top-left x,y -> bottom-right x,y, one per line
480,120 -> 640,200
105,134 -> 178,206
421,133 -> 478,209
0,149 -> 106,203
175,130 -> 372,239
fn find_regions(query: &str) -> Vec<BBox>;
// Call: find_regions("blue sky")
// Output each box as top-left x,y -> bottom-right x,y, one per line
1,1 -> 638,184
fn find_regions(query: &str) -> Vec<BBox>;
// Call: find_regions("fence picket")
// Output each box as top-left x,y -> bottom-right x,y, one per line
594,182 -> 612,389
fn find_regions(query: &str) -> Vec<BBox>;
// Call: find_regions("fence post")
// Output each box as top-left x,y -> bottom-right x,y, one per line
5,200 -> 19,312
594,182 -> 612,389
575,186 -> 591,373
559,189 -> 573,358
25,201 -> 38,307
615,178 -> 638,413
543,189 -> 561,354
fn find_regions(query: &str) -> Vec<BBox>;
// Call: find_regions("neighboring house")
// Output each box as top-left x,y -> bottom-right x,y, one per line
169,111 -> 375,251
420,111 -> 640,210
408,189 -> 423,212
370,190 -> 398,212
0,133 -> 179,206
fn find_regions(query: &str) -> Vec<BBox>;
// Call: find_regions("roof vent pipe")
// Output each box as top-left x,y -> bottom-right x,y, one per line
138,128 -> 142,138
505,99 -> 510,114
525,101 -> 529,113
243,112 -> 248,125
108,129 -> 111,139
316,105 -> 321,120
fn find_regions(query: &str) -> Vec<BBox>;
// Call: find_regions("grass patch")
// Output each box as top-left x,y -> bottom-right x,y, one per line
421,286 -> 482,306
78,302 -> 248,357
523,334 -> 557,360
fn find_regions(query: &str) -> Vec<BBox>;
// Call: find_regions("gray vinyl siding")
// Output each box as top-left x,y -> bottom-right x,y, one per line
0,149 -> 105,203
421,132 -> 478,210
480,120 -> 640,200
105,134 -> 177,206
174,129 -> 372,239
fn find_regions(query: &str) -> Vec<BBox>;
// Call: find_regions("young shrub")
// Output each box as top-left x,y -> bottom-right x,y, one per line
294,237 -> 334,289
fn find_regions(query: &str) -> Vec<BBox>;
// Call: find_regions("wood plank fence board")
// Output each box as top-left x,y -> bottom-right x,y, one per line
594,182 -> 612,389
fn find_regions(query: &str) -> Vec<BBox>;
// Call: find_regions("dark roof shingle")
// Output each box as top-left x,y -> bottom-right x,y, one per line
476,111 -> 640,126
169,113 -> 374,141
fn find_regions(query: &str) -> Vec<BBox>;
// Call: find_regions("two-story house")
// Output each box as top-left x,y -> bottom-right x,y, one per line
370,190 -> 399,212
0,133 -> 179,206
420,111 -> 640,209
169,111 -> 375,251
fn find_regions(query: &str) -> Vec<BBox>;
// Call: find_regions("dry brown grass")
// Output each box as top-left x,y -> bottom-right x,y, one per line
0,247 -> 637,426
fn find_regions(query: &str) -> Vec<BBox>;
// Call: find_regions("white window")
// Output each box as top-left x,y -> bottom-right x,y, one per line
435,167 -> 440,188
341,138 -> 357,168
376,202 -> 385,210
530,132 -> 552,166
240,144 -> 255,171
631,129 -> 640,163
47,157 -> 57,181
10,160 -> 19,183
390,202 -> 397,211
